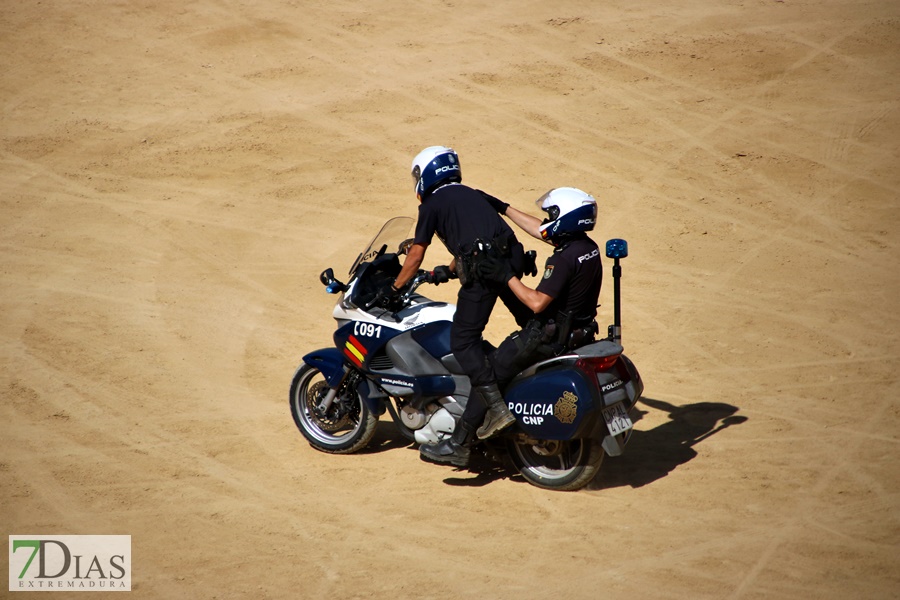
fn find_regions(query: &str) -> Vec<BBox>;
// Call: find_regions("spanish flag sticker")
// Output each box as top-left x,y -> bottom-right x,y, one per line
344,334 -> 367,367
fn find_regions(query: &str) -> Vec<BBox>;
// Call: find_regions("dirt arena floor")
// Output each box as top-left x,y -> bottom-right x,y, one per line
2,0 -> 899,598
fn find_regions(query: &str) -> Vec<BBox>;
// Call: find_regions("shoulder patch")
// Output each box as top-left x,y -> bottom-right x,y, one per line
543,265 -> 554,280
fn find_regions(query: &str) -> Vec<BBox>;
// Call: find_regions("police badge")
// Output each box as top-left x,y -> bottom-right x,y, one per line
554,391 -> 578,424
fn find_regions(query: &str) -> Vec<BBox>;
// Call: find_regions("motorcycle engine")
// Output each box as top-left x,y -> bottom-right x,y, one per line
400,404 -> 429,430
413,406 -> 455,445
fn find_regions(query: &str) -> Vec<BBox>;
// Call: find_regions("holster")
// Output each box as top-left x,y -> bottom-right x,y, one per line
455,250 -> 476,287
556,311 -> 599,351
455,239 -> 491,287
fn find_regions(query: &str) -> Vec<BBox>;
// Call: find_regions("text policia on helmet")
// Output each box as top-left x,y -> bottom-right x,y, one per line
410,146 -> 461,200
536,187 -> 598,242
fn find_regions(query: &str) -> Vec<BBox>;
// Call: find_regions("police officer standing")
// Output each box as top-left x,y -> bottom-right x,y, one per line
390,146 -> 534,467
478,187 -> 603,387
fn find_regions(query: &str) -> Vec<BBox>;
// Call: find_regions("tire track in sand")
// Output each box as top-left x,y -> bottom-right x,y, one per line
726,378 -> 900,598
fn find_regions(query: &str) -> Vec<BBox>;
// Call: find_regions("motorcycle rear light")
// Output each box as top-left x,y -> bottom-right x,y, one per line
575,355 -> 619,373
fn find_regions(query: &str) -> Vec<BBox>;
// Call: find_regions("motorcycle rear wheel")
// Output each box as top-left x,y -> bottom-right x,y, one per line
290,364 -> 377,454
507,438 -> 604,491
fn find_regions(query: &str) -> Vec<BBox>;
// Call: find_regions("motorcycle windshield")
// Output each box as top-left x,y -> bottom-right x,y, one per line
348,216 -> 415,276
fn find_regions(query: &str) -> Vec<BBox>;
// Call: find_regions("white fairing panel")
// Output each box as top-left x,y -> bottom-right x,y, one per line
332,291 -> 455,332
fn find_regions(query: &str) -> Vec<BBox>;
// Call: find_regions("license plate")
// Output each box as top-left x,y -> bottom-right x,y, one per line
602,402 -> 633,436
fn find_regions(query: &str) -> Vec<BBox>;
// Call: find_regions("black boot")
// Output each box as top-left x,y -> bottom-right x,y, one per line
476,383 -> 515,439
419,420 -> 475,467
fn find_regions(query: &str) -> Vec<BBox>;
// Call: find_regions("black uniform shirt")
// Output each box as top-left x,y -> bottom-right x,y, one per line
535,235 -> 602,320
413,184 -> 514,257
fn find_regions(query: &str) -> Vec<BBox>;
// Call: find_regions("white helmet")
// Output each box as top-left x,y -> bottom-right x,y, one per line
536,187 -> 598,243
410,146 -> 461,200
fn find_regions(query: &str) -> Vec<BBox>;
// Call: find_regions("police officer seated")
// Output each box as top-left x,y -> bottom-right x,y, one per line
478,187 -> 604,388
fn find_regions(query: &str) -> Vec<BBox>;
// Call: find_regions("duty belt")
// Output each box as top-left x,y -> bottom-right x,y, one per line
531,311 -> 599,354
455,235 -> 511,287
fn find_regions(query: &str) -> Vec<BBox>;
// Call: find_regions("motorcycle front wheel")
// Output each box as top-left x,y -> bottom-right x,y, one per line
507,438 -> 604,491
289,364 -> 377,454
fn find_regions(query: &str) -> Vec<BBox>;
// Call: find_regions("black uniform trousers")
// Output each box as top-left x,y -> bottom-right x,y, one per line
489,320 -> 558,389
451,280 -> 532,427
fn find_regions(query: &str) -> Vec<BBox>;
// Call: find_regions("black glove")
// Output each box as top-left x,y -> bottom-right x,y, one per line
430,265 -> 456,285
385,281 -> 403,302
477,255 -> 515,284
478,190 -> 509,215
366,280 -> 402,310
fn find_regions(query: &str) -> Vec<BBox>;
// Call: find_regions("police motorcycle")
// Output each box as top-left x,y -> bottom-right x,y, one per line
289,216 -> 643,491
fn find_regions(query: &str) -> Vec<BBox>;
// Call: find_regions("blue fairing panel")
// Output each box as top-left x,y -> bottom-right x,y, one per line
302,348 -> 346,387
417,375 -> 456,397
411,321 -> 453,360
355,378 -> 386,416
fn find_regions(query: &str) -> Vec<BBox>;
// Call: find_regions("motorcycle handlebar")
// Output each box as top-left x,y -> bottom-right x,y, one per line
399,270 -> 433,303
360,270 -> 437,312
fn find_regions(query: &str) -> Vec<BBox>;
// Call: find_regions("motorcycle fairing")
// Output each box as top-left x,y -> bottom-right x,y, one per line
344,253 -> 402,311
617,354 -> 644,406
372,373 -> 456,399
333,321 -> 404,370
332,320 -> 458,400
301,348 -> 388,416
386,325 -> 450,372
410,320 -> 452,359
354,377 -> 387,416
373,327 -> 457,399
301,348 -> 346,387
394,301 -> 455,332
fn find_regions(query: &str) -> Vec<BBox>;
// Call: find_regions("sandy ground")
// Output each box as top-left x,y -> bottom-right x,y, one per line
2,0 -> 899,598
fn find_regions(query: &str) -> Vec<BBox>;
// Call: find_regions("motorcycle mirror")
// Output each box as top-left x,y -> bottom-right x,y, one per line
319,268 -> 346,293
320,268 -> 336,286
606,238 -> 628,259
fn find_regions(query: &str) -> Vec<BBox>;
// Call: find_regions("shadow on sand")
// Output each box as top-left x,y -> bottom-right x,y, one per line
357,420 -> 417,454
587,397 -> 747,490
436,396 -> 748,489
358,421 -> 518,486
